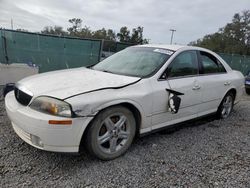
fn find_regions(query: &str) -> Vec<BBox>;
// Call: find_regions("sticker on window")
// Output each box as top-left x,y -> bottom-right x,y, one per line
153,49 -> 173,55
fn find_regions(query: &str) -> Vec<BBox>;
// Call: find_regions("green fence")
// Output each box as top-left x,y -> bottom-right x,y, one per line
116,42 -> 135,52
0,29 -> 102,73
102,40 -> 135,52
218,53 -> 250,75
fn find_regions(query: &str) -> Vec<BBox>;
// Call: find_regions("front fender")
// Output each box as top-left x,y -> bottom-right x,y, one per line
94,99 -> 145,117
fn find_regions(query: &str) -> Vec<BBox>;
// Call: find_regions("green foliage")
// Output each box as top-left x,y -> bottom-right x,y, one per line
16,28 -> 29,32
117,26 -> 149,44
67,18 -> 82,34
40,18 -> 149,45
190,10 -> 250,55
41,26 -> 67,36
117,26 -> 131,42
92,28 -> 116,41
80,26 -> 92,38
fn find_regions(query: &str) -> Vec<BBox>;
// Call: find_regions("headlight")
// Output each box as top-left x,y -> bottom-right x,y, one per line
29,96 -> 73,117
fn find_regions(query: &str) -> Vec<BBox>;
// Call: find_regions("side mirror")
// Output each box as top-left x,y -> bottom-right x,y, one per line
160,72 -> 167,80
159,68 -> 171,80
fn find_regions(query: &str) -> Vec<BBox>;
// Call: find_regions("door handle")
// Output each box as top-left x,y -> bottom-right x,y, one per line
224,81 -> 231,86
192,85 -> 201,90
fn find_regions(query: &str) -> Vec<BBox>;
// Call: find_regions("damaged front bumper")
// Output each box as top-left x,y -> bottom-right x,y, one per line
5,91 -> 93,153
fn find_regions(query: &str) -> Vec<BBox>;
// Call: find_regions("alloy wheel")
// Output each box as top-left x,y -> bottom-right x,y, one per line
97,113 -> 131,154
221,95 -> 233,118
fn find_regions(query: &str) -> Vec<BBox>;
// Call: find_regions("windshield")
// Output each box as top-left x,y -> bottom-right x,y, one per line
93,47 -> 173,77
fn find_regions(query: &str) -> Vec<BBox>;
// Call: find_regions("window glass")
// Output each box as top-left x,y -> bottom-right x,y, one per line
166,51 -> 198,78
200,51 -> 226,74
93,47 -> 172,77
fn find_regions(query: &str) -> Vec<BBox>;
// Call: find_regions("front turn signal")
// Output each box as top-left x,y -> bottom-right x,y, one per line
48,120 -> 72,125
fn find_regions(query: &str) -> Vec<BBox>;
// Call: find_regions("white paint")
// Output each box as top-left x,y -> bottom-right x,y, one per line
5,45 -> 245,153
5,92 -> 93,152
18,67 -> 140,99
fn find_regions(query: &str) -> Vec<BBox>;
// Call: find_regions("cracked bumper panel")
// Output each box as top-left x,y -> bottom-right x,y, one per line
5,92 -> 93,153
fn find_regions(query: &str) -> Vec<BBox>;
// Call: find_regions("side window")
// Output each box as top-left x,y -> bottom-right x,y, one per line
165,50 -> 198,78
200,51 -> 226,74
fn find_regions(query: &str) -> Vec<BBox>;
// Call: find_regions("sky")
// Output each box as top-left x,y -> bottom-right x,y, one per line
0,0 -> 249,45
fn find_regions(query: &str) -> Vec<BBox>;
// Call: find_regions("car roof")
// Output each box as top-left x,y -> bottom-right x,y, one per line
136,44 -> 212,52
138,44 -> 186,51
136,44 -> 233,72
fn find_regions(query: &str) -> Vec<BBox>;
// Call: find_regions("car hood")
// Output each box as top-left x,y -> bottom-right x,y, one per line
17,67 -> 141,99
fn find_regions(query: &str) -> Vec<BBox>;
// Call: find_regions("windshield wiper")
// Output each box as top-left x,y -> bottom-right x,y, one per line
102,70 -> 114,74
87,63 -> 97,69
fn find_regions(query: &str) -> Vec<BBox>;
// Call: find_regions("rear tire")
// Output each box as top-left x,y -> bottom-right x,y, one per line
85,106 -> 136,160
217,92 -> 234,119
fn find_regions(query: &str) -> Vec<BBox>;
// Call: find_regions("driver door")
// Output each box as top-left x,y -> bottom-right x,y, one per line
151,50 -> 202,130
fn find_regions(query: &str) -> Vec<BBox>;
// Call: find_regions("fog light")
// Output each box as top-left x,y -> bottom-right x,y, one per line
31,135 -> 44,148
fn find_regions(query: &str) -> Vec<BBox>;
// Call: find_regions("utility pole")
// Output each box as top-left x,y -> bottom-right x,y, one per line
11,18 -> 13,30
170,29 -> 176,44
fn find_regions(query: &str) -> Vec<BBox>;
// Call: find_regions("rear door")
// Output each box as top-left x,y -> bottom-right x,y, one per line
197,51 -> 230,115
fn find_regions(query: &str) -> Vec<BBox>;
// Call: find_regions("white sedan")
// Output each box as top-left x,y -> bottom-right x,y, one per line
5,45 -> 245,160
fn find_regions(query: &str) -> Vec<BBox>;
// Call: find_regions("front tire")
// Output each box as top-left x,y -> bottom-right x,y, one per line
85,106 -> 136,160
217,92 -> 234,119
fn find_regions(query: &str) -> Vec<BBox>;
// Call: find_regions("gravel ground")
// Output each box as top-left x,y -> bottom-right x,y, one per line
0,92 -> 249,188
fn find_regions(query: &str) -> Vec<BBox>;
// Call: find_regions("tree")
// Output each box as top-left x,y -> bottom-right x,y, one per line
130,26 -> 149,44
41,26 -> 67,36
79,26 -> 92,38
92,28 -> 107,39
117,26 -> 149,44
38,18 -> 149,45
16,28 -> 29,32
67,18 -> 83,36
107,29 -> 116,41
117,26 -> 131,42
190,10 -> 250,55
92,28 -> 116,41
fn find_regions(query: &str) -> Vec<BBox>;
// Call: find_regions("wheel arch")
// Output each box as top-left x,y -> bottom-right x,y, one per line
119,102 -> 142,137
218,87 -> 237,110
79,100 -> 143,151
224,87 -> 237,100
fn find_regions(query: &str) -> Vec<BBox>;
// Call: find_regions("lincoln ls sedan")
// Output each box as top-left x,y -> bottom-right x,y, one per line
5,45 -> 245,160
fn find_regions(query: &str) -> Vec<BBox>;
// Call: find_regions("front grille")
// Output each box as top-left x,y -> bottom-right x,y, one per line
14,87 -> 32,106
